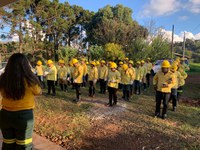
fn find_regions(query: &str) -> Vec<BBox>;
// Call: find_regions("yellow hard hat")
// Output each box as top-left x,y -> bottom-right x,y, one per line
59,59 -> 65,64
37,60 -> 42,65
125,57 -> 129,61
90,61 -> 96,66
110,62 -> 117,69
96,61 -> 100,65
129,60 -> 134,65
119,61 -> 123,65
171,64 -> 178,71
71,58 -> 78,65
147,57 -> 151,60
141,60 -> 145,64
86,61 -> 89,65
161,60 -> 171,68
122,64 -> 128,70
101,60 -> 106,64
47,59 -> 53,65
136,61 -> 141,65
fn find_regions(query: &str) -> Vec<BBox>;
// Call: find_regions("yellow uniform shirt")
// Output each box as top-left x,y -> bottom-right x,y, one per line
146,63 -> 153,74
88,67 -> 98,81
1,84 -> 41,111
121,69 -> 132,85
135,67 -> 142,81
82,64 -> 88,76
107,70 -> 121,89
99,65 -> 108,80
46,65 -> 57,81
128,67 -> 135,81
72,64 -> 83,84
35,65 -> 44,76
58,66 -> 67,79
172,71 -> 182,89
153,70 -> 175,93
178,68 -> 188,86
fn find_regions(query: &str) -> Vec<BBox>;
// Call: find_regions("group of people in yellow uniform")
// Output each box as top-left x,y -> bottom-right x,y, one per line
34,57 -> 188,119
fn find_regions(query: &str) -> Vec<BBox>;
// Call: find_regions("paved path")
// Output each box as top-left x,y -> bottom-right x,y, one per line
0,131 -> 65,150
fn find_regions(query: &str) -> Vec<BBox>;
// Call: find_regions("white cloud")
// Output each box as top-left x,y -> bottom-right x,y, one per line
178,15 -> 188,20
142,0 -> 181,17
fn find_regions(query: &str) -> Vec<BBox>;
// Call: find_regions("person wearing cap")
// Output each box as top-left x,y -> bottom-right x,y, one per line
45,60 -> 57,96
107,62 -> 121,106
127,60 -> 135,96
85,61 -> 90,83
124,57 -> 129,64
153,60 -> 175,119
88,61 -> 98,97
118,61 -> 124,90
146,58 -> 153,87
140,60 -> 147,91
81,58 -> 88,88
35,60 -> 45,88
99,60 -> 108,94
71,58 -> 83,102
134,61 -> 142,95
58,60 -> 68,91
121,64 -> 132,101
169,63 -> 182,111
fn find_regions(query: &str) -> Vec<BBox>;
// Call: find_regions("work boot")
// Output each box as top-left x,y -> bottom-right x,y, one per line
162,114 -> 167,119
173,107 -> 176,112
154,113 -> 160,118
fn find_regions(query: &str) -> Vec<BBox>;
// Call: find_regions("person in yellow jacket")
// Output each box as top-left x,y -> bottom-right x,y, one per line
134,61 -> 142,95
45,59 -> 57,96
153,60 -> 175,119
107,62 -> 121,106
71,58 -> 83,102
99,60 -> 108,94
169,63 -> 182,111
0,53 -> 42,150
117,61 -> 124,90
121,64 -> 132,101
88,61 -> 98,97
127,60 -> 135,96
140,60 -> 147,91
81,58 -> 88,87
145,58 -> 153,87
58,60 -> 68,91
35,60 -> 46,88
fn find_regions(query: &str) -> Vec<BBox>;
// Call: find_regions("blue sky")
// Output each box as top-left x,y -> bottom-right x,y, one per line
62,0 -> 200,41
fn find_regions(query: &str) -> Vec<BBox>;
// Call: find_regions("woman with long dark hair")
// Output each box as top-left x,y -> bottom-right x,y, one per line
0,53 -> 42,150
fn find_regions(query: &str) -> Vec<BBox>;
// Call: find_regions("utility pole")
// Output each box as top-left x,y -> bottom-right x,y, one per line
183,32 -> 186,58
171,25 -> 174,59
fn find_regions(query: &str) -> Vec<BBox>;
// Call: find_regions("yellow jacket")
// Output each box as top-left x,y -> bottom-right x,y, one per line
35,65 -> 45,76
121,69 -> 132,85
118,67 -> 123,75
99,65 -> 108,80
72,64 -> 83,83
128,67 -> 135,81
58,66 -> 67,79
178,68 -> 188,86
46,65 -> 57,81
146,63 -> 152,74
141,65 -> 147,78
88,67 -> 98,81
135,67 -> 142,81
107,70 -> 121,88
82,64 -> 88,76
1,83 -> 41,111
172,71 -> 182,89
153,70 -> 175,93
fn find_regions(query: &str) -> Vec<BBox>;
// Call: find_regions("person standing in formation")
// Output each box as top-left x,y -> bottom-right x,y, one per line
99,60 -> 108,94
35,60 -> 45,88
88,61 -> 98,97
58,59 -> 68,92
146,58 -> 152,88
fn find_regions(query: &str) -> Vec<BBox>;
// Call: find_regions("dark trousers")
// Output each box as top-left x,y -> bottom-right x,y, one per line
99,79 -> 106,94
74,83 -> 81,100
146,73 -> 151,87
155,91 -> 170,116
89,81 -> 95,96
37,76 -> 45,88
122,84 -> 130,100
134,80 -> 141,94
47,80 -> 56,94
177,86 -> 183,101
0,109 -> 34,150
59,79 -> 67,91
169,88 -> 178,108
82,75 -> 87,87
108,86 -> 117,105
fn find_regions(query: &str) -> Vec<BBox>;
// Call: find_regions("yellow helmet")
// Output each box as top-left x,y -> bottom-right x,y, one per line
96,61 -> 100,65
37,60 -> 42,65
110,62 -> 117,69
101,60 -> 106,64
47,59 -> 53,65
141,60 -> 145,64
128,60 -> 134,65
59,59 -> 65,64
90,61 -> 96,66
86,61 -> 89,65
122,64 -> 128,70
171,64 -> 178,71
71,58 -> 78,65
161,60 -> 171,68
125,57 -> 129,61
136,61 -> 141,65
147,57 -> 151,60
119,61 -> 123,65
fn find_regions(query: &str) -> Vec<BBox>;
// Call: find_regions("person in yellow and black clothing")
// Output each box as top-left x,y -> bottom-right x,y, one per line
81,58 -> 88,88
58,59 -> 68,91
88,61 -> 98,97
0,53 -> 42,150
107,62 -> 121,107
71,58 -> 83,102
145,58 -> 153,87
121,64 -> 132,101
127,60 -> 135,96
153,60 -> 175,119
35,60 -> 46,88
117,61 -> 124,90
45,60 -> 57,96
140,60 -> 147,91
134,61 -> 142,95
99,60 -> 108,94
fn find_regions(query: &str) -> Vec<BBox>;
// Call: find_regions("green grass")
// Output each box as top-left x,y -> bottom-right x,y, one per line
189,63 -> 200,73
